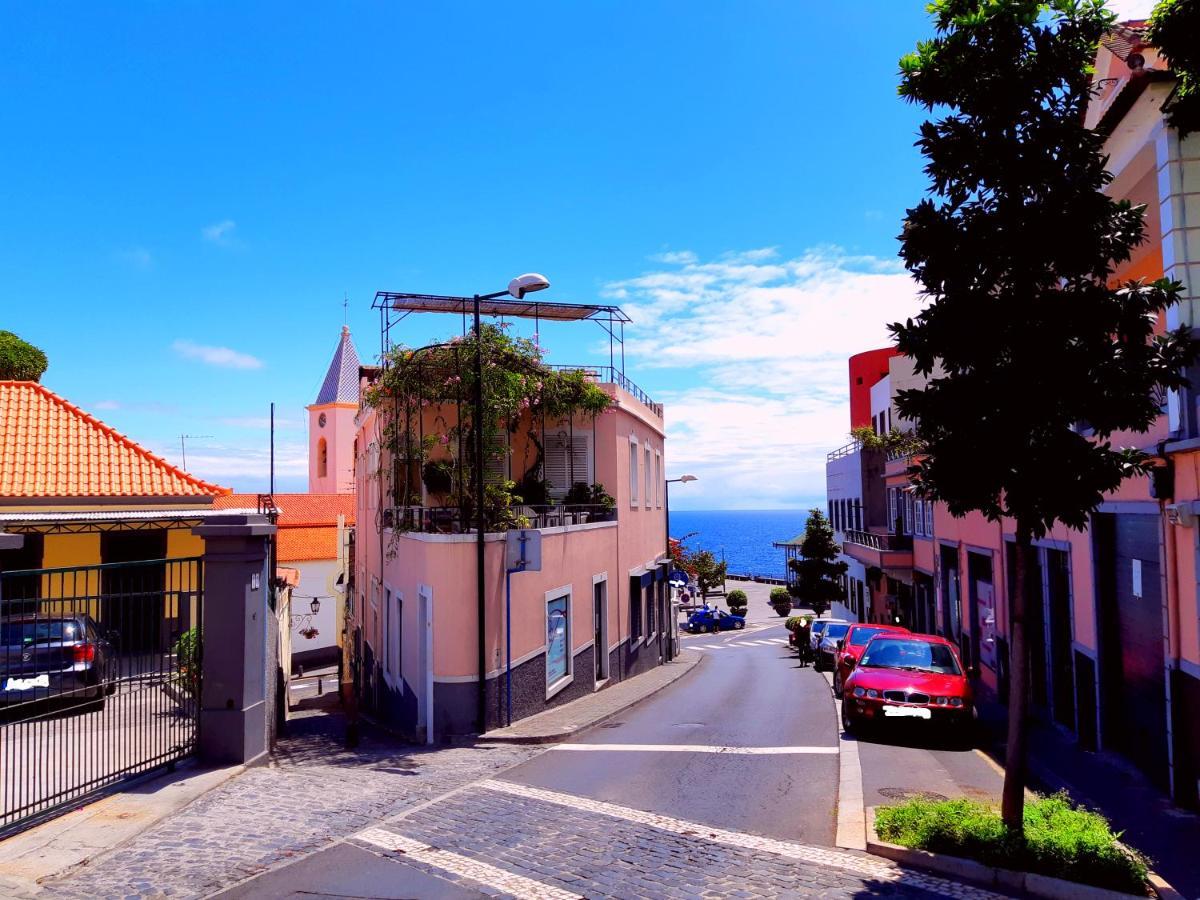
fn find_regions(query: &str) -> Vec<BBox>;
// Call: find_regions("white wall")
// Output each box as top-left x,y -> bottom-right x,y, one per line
287,558 -> 342,672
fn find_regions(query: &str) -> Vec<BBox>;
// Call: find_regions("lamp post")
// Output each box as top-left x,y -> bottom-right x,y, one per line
664,474 -> 698,558
469,274 -> 551,733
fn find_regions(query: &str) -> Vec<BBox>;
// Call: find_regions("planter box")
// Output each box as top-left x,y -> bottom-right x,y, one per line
865,807 -> 1171,900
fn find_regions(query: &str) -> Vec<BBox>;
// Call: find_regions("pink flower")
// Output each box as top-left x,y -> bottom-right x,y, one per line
439,434 -> 450,445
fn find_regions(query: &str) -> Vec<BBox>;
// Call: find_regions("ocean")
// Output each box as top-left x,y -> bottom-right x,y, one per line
670,509 -> 812,580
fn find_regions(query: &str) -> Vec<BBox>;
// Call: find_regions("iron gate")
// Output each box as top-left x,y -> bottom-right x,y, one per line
0,557 -> 203,835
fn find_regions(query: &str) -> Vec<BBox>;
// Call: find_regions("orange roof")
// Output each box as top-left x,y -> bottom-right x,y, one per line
213,493 -> 356,526
0,381 -> 229,499
276,526 -> 341,563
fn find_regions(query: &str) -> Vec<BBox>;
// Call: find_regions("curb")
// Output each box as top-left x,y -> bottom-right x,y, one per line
864,807 -> 1175,900
479,650 -> 705,744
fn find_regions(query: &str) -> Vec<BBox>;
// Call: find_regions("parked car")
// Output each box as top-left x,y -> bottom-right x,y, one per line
814,622 -> 852,671
685,608 -> 746,633
832,623 -> 909,697
0,614 -> 118,710
807,618 -> 848,656
840,633 -> 974,736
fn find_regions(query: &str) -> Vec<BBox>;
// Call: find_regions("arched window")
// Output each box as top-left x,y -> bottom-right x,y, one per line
318,437 -> 328,478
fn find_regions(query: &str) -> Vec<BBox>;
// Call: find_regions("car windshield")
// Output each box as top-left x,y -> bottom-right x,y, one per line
1,620 -> 78,645
849,626 -> 894,647
811,621 -> 831,636
823,624 -> 850,641
860,639 -> 961,675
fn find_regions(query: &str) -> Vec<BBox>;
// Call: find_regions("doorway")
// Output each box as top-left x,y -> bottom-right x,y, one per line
593,577 -> 608,684
417,585 -> 433,744
100,529 -> 167,655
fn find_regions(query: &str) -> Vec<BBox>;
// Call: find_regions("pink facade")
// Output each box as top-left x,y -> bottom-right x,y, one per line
352,381 -> 669,738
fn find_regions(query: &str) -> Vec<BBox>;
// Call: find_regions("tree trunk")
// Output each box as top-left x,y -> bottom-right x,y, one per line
1001,528 -> 1032,833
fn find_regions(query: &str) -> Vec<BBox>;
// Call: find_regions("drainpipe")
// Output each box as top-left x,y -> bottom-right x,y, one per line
1158,443 -> 1180,801
473,294 -> 488,734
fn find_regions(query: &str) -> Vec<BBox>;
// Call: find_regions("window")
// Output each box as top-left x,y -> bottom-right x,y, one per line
926,500 -> 935,536
545,432 -> 590,498
655,452 -> 662,508
385,589 -> 402,678
904,492 -> 915,535
888,489 -> 898,533
644,446 -> 652,508
629,439 -> 639,506
647,577 -> 657,636
629,577 -> 642,642
318,437 -> 328,478
546,589 -> 572,697
855,499 -> 863,531
915,497 -> 925,536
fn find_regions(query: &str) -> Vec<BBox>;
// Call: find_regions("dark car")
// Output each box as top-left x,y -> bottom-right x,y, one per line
1,614 -> 118,709
832,623 -> 909,697
814,622 -> 851,671
841,633 -> 974,736
685,608 -> 746,633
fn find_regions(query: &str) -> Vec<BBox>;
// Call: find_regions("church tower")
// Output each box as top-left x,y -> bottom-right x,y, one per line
308,325 -> 361,494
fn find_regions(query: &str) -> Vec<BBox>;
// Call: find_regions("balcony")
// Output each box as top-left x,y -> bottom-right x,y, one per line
842,528 -> 913,574
383,504 -> 616,535
549,364 -> 662,418
827,440 -> 861,462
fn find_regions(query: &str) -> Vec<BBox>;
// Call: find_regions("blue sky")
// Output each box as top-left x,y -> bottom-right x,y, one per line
0,1 -> 1153,509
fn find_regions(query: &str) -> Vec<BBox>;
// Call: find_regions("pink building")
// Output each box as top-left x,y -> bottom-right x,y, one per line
349,293 -> 670,739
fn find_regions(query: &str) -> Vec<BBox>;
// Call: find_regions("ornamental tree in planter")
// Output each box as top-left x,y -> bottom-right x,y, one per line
895,0 -> 1194,834
726,589 -> 748,615
769,587 -> 793,617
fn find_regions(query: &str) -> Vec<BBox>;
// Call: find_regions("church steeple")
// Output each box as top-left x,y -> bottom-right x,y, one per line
307,325 -> 361,494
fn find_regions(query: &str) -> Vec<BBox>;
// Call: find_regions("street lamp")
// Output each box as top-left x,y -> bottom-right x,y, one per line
664,474 -> 698,558
469,274 -> 550,733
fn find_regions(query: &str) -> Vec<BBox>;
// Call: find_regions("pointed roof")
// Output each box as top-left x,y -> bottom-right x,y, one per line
0,381 -> 229,499
314,325 -> 361,405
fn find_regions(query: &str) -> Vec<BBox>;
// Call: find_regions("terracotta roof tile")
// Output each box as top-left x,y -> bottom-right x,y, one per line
213,492 -> 356,526
276,526 -> 340,562
0,381 -> 229,499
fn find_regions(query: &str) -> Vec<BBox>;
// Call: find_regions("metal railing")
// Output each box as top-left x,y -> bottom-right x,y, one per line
827,440 -> 861,462
843,529 -> 913,552
548,365 -> 663,417
384,504 -> 617,535
1,557 -> 202,836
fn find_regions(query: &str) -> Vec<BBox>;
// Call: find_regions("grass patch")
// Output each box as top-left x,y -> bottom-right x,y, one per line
874,793 -> 1149,895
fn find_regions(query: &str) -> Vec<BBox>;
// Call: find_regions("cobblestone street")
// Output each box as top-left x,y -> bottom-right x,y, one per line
38,711 -> 540,899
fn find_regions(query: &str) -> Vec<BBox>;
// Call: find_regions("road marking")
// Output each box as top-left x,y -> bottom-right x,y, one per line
550,743 -> 838,755
355,827 -> 582,900
479,780 -> 1003,899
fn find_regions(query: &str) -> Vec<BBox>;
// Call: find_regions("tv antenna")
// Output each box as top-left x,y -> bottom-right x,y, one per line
179,434 -> 212,471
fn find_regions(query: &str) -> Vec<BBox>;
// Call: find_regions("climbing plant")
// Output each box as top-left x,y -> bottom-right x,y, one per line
1148,0 -> 1200,137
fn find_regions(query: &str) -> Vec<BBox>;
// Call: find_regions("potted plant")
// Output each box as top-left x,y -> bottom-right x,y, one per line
770,587 -> 793,617
726,589 -> 748,616
422,459 -> 454,498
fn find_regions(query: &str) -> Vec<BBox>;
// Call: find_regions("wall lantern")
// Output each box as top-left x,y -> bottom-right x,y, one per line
310,597 -> 321,615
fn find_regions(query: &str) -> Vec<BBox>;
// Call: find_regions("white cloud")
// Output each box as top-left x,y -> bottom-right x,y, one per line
93,399 -> 121,411
202,219 -> 237,245
172,339 -> 264,370
218,415 -> 299,430
182,442 -> 308,481
611,246 -> 925,508
1105,0 -> 1154,19
649,250 -> 698,265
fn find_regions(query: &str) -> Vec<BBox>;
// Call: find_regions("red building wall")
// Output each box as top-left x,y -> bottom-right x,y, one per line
848,347 -> 900,429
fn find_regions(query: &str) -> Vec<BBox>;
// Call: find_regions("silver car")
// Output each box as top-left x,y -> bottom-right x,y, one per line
808,618 -> 849,653
814,622 -> 851,672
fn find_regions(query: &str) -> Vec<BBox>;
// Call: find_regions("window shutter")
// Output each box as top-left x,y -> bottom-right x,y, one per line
546,434 -> 590,499
484,429 -> 510,485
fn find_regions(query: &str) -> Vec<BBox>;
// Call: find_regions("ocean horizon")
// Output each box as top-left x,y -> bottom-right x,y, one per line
670,508 -> 818,580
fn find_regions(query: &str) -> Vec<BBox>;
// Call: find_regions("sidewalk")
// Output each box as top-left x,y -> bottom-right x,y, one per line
481,648 -> 702,742
976,700 -> 1200,900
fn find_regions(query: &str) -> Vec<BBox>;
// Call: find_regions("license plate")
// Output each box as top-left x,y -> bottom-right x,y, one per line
883,705 -> 931,719
3,675 -> 50,691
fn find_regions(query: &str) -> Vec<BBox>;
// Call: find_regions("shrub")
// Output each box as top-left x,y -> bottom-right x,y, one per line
173,627 -> 201,697
874,794 -> 1149,894
564,481 -> 616,509
769,587 -> 792,609
784,616 -> 809,632
0,331 -> 48,382
726,589 -> 748,608
422,460 -> 454,496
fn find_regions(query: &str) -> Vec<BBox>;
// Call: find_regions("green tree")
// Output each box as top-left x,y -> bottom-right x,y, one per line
691,550 -> 727,599
1148,0 -> 1200,137
895,0 -> 1194,833
787,509 -> 847,617
0,331 -> 48,382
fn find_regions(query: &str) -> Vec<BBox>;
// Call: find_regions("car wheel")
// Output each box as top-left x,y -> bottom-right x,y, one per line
736,621 -> 745,630
841,703 -> 856,734
833,672 -> 843,698
706,623 -> 716,634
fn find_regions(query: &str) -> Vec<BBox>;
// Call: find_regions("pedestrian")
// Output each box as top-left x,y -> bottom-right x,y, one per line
796,617 -> 811,667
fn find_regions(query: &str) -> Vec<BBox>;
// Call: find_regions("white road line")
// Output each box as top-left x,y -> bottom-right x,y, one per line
479,780 -> 1003,899
550,743 -> 839,755
355,827 -> 582,900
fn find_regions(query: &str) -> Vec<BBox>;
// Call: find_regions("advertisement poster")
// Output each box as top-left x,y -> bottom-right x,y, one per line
546,596 -> 570,687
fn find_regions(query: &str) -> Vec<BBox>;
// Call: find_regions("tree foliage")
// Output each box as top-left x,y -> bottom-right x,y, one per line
0,331 -> 48,382
1148,0 -> 1200,137
895,0 -> 1195,832
786,509 -> 847,616
691,550 -> 727,599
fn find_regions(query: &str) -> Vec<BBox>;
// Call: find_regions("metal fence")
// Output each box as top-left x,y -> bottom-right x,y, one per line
0,557 -> 203,836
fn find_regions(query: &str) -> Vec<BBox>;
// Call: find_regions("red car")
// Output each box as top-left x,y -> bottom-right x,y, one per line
832,623 -> 908,698
840,633 -> 974,735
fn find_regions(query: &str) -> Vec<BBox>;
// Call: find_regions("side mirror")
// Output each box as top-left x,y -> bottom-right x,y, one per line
845,657 -> 856,669
966,666 -> 977,678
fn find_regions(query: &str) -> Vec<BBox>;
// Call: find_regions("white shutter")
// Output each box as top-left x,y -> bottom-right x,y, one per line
546,434 -> 591,499
484,429 -> 510,485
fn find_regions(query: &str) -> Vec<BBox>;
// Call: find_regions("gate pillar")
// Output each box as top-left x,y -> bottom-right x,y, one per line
193,514 -> 276,766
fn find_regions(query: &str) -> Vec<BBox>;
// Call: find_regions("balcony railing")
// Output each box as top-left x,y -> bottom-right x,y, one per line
827,440 -> 861,462
548,365 -> 663,418
843,529 -> 913,552
383,504 -> 617,535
